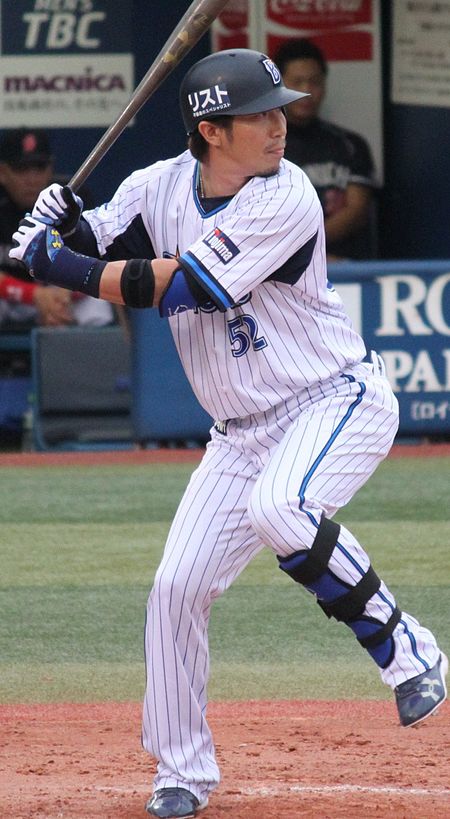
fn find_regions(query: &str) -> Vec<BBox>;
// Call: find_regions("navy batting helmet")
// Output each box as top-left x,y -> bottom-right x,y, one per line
180,48 -> 309,134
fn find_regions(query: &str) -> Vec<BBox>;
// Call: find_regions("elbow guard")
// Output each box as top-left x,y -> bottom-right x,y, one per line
120,259 -> 155,308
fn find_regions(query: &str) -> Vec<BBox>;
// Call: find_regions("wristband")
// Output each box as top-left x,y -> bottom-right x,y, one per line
0,275 -> 36,305
31,227 -> 106,298
38,246 -> 106,298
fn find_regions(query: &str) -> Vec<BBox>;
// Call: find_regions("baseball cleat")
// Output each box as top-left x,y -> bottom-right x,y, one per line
395,652 -> 448,727
145,787 -> 208,818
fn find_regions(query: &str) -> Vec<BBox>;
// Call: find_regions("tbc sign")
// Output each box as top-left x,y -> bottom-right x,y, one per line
0,0 -> 133,127
22,11 -> 106,48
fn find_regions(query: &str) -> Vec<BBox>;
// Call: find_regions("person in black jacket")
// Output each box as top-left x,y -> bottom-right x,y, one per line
273,38 -> 376,260
0,127 -> 111,330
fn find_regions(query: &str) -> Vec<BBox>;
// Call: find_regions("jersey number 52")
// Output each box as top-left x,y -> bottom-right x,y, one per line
227,315 -> 267,358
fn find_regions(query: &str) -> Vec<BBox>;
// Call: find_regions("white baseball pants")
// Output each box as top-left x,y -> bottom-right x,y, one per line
142,363 -> 440,801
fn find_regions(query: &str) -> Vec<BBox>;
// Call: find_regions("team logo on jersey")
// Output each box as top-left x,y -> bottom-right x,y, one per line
203,228 -> 239,264
188,83 -> 231,120
262,58 -> 281,85
214,419 -> 229,436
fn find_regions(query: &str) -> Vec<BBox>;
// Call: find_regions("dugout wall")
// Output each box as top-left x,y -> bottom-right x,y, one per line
131,259 -> 450,443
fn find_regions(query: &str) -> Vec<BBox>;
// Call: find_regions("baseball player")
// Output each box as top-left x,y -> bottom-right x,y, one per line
11,49 -> 447,819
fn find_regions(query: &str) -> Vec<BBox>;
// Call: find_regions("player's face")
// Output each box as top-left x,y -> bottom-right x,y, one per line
223,108 -> 287,178
282,58 -> 326,126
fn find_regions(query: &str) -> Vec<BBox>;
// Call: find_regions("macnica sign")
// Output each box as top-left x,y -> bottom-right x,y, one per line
4,68 -> 126,93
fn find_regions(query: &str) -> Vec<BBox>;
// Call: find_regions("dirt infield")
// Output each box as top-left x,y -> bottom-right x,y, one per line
1,441 -> 450,468
1,700 -> 449,818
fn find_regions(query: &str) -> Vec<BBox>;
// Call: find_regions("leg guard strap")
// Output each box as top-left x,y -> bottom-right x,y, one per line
278,515 -> 340,585
277,513 -> 400,670
356,606 -> 402,649
318,566 -> 381,621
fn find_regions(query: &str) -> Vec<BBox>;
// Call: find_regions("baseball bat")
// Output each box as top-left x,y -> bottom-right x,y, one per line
69,0 -> 230,191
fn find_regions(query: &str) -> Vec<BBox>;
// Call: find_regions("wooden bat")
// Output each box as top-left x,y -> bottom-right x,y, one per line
69,0 -> 230,191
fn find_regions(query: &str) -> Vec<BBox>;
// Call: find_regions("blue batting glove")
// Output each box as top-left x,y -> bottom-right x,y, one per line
9,217 -> 64,279
9,215 -> 105,296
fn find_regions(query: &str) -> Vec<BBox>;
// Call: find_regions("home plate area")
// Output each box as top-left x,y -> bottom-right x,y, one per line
1,699 -> 449,818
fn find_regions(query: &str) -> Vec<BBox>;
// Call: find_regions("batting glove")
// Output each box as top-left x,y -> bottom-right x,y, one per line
10,216 -> 64,278
32,183 -> 83,236
10,216 -> 105,297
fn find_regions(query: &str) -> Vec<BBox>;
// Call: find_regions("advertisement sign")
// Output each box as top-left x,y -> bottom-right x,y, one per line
392,0 -> 450,108
131,261 -> 450,443
264,0 -> 373,59
0,0 -> 134,127
212,0 -> 375,59
211,0 -> 248,50
331,261 -> 450,434
212,0 -> 383,183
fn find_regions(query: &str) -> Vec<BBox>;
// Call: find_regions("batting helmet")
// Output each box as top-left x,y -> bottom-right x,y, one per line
179,48 -> 309,134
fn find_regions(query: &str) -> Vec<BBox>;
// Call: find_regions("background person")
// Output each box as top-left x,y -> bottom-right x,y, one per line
0,127 -> 113,331
273,38 -> 376,260
0,128 -> 114,447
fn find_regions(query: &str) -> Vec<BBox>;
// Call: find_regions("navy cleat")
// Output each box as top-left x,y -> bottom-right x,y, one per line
145,787 -> 208,818
395,653 -> 448,727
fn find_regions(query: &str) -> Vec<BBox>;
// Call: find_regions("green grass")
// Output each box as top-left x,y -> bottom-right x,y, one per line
0,457 -> 449,703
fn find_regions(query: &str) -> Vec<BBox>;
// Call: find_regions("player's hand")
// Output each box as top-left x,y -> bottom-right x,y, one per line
9,217 -> 65,281
32,183 -> 83,236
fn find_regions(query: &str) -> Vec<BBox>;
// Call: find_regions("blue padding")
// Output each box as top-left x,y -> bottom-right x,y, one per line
280,549 -> 350,600
348,618 -> 394,668
280,549 -> 394,669
159,268 -> 199,317
308,569 -> 350,600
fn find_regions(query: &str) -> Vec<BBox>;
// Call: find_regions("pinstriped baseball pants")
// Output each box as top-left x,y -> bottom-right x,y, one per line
142,363 -> 440,801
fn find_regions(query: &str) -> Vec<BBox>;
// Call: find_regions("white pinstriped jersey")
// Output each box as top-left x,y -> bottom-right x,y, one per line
79,148 -> 441,792
83,150 -> 366,420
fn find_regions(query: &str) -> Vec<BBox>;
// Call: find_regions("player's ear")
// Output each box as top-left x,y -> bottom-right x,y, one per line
197,120 -> 223,148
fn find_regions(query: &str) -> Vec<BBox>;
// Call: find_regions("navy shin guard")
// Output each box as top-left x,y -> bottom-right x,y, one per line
278,515 -> 400,669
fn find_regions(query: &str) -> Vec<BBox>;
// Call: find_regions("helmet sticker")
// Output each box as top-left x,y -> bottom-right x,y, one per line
188,83 -> 231,120
262,58 -> 281,85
